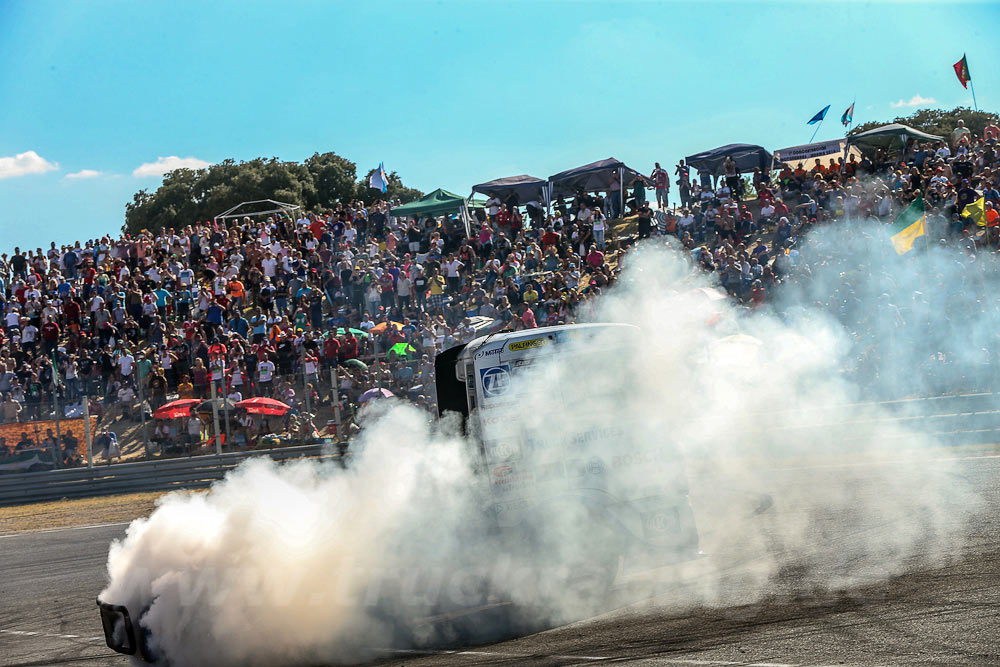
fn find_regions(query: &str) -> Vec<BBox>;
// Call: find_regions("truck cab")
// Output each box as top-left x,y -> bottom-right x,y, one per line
435,323 -> 700,579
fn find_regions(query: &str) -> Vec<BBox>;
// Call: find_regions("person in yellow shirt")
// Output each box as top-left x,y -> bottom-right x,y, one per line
427,268 -> 447,310
523,283 -> 539,307
177,374 -> 195,399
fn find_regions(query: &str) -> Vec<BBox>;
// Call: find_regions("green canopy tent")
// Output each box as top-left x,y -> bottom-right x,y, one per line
389,189 -> 484,237
847,123 -> 946,151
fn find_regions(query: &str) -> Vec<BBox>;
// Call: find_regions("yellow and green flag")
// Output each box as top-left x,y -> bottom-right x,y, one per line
964,196 -> 986,226
890,197 -> 926,255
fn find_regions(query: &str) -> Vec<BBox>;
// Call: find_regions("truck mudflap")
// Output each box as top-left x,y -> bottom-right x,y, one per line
97,599 -> 156,663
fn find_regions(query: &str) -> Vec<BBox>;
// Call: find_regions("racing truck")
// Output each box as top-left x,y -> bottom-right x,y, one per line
98,323 -> 701,661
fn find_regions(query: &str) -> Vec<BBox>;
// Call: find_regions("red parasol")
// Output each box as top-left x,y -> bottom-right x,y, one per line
235,397 -> 292,416
153,399 -> 202,420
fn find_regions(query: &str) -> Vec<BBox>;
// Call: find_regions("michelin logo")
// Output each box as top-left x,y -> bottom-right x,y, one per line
480,364 -> 512,397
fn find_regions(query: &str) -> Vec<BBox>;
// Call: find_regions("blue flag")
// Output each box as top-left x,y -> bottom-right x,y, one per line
807,105 -> 831,125
369,162 -> 388,193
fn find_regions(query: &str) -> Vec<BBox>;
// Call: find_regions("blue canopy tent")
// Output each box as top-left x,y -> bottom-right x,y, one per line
547,158 -> 651,218
684,144 -> 777,176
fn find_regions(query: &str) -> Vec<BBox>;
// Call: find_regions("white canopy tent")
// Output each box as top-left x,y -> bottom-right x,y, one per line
213,199 -> 301,225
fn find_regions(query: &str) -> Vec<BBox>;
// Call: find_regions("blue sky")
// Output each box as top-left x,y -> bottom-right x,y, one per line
1,0 -> 996,250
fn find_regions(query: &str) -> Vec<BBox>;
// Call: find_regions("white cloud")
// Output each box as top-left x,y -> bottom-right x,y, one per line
891,94 -> 937,109
65,169 -> 102,179
133,155 -> 211,178
0,150 -> 58,179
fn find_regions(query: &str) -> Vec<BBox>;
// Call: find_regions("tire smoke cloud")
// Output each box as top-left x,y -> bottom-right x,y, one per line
100,232 -> 981,666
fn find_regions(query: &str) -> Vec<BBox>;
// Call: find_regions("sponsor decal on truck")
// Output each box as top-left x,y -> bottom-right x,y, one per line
507,338 -> 547,352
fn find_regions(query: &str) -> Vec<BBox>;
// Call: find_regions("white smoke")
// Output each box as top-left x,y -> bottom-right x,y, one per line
100,230 -> 982,666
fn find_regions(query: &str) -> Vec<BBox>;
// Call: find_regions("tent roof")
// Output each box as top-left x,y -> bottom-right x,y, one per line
471,175 -> 546,203
547,157 -> 650,198
847,123 -> 945,147
389,188 -> 480,218
684,144 -> 776,176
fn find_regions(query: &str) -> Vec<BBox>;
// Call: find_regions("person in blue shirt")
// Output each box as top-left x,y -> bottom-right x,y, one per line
153,287 -> 171,317
228,313 -> 249,340
176,287 -> 193,318
250,309 -> 267,344
205,299 -> 224,339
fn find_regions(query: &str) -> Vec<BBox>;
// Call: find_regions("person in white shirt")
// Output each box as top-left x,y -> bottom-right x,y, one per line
759,202 -> 776,227
591,209 -> 606,249
257,359 -> 275,395
485,194 -> 502,224
118,352 -> 135,380
260,254 -> 278,278
20,322 -> 38,351
178,267 -> 195,287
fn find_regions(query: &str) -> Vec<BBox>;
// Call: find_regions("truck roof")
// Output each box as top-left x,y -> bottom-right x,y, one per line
457,322 -> 637,363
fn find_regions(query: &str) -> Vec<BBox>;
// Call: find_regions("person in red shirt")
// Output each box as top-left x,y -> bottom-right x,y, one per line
541,227 -> 559,250
323,336 -> 340,368
310,217 -> 324,241
772,199 -> 790,221
586,246 -> 604,268
81,263 -> 96,298
41,319 -> 60,355
63,297 -> 81,326
340,333 -> 358,361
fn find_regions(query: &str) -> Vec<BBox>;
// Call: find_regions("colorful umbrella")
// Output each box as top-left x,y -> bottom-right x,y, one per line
369,321 -> 403,334
335,327 -> 369,338
359,388 -> 394,402
153,399 -> 201,420
387,342 -> 417,360
196,398 -> 237,413
235,397 -> 292,416
343,358 -> 368,371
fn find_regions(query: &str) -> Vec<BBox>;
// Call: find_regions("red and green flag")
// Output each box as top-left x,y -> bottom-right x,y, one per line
890,197 -> 926,255
953,54 -> 971,89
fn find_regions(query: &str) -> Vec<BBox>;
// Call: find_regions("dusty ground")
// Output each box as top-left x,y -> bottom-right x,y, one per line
0,491 -> 174,535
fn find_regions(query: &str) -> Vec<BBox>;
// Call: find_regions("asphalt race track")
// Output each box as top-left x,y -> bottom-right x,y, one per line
3,452 -> 999,667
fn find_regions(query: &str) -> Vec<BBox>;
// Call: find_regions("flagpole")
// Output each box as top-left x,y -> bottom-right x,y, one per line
970,80 -> 979,111
809,116 -> 824,143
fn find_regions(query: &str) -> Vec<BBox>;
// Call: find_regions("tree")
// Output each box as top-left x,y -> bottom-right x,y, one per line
123,152 -> 422,235
356,168 -> 424,205
850,106 -> 999,140
304,152 -> 357,209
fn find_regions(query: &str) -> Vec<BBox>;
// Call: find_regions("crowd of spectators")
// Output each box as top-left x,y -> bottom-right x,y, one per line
1,117 -> 998,465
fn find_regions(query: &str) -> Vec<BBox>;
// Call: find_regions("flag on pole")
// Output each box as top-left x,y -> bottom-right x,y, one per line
807,105 -> 831,125
369,162 -> 388,193
890,197 -> 926,255
841,102 -> 855,127
963,196 -> 987,226
953,54 -> 971,89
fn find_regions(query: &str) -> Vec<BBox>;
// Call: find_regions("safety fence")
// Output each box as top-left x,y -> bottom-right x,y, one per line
3,391 -> 1000,507
0,443 -> 336,507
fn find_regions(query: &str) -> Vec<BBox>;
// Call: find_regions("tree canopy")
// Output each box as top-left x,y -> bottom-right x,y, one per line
850,107 -> 999,141
124,152 -> 423,235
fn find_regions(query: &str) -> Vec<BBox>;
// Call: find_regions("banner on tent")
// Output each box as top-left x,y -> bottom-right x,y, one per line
774,139 -> 847,165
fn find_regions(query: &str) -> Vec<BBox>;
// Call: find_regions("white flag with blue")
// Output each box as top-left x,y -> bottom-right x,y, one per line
369,161 -> 388,193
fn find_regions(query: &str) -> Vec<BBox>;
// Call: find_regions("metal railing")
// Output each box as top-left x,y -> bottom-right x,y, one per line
2,391 -> 1000,508
0,443 -> 337,507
